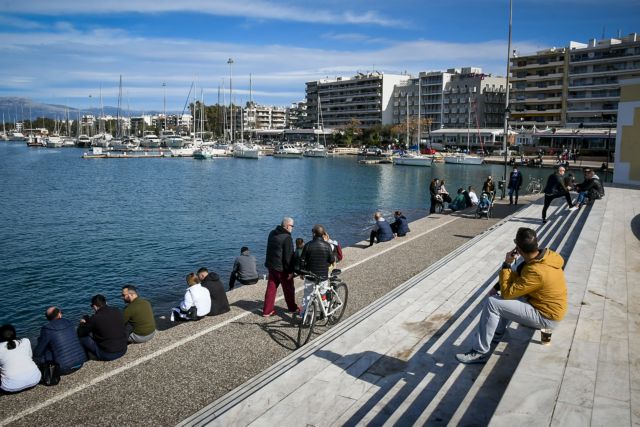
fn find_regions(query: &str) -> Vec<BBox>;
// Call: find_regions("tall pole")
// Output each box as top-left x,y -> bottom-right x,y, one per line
406,93 -> 409,148
228,58 -> 234,141
162,82 -> 166,132
501,0 -> 513,199
417,75 -> 421,153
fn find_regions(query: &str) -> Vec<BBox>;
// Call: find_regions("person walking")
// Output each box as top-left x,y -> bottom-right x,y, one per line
507,166 -> 523,205
456,227 -> 567,364
263,217 -> 299,317
541,165 -> 576,224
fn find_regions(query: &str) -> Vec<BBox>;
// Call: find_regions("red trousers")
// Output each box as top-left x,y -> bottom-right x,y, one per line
263,268 -> 298,315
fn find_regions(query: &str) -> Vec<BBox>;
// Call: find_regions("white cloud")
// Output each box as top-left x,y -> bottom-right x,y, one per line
0,24 -> 542,108
0,0 -> 404,27
0,15 -> 45,29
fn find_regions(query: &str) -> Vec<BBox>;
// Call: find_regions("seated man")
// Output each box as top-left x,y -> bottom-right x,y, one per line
368,211 -> 394,246
77,295 -> 128,361
390,210 -> 410,237
34,307 -> 87,375
456,227 -> 567,364
172,273 -> 211,321
121,285 -> 156,344
449,188 -> 467,211
575,168 -> 605,207
198,267 -> 230,316
468,186 -> 479,206
228,246 -> 259,289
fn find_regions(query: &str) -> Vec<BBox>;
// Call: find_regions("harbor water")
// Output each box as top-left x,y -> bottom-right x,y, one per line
0,144 -> 582,340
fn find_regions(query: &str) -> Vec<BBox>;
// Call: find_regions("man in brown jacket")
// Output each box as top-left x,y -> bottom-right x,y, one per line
456,227 -> 567,364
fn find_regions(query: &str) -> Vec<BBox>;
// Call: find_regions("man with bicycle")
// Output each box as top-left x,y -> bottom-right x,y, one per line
299,224 -> 335,316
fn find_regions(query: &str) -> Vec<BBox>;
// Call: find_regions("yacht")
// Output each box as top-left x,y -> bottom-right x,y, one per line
140,131 -> 161,148
303,143 -> 328,158
443,152 -> 484,165
91,133 -> 112,148
232,142 -> 260,159
76,134 -> 91,147
273,143 -> 303,158
7,131 -> 27,142
110,137 -> 140,151
160,131 -> 185,149
45,135 -> 64,148
393,152 -> 433,167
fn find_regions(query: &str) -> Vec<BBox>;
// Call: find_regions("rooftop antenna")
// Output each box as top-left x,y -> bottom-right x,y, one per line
249,73 -> 252,105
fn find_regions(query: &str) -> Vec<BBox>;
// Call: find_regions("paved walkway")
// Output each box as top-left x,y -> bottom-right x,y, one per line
180,187 -> 639,426
0,198 -> 521,426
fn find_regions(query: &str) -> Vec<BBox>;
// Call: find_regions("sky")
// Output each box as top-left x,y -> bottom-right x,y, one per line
0,0 -> 638,112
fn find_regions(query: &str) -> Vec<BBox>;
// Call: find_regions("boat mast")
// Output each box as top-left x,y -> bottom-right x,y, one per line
406,93 -> 409,148
467,96 -> 471,152
228,58 -> 234,142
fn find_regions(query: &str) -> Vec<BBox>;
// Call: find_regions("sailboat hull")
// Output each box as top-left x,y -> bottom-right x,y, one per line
443,155 -> 484,165
393,155 -> 433,167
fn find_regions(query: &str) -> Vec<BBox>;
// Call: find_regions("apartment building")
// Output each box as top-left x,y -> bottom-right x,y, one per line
510,33 -> 640,128
391,67 -> 506,139
286,101 -> 307,129
242,102 -> 287,130
392,70 -> 453,131
306,72 -> 410,129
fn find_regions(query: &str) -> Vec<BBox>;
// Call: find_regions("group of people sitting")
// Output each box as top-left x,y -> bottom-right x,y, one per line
368,210 -> 410,246
0,247 -> 264,394
429,177 -> 488,214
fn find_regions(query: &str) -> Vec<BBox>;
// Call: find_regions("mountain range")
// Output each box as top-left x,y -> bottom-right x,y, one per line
0,97 -> 171,122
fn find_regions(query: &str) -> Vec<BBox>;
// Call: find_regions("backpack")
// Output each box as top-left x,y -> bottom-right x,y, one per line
335,243 -> 343,262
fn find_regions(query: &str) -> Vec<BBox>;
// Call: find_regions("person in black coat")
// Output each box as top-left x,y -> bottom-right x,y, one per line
390,211 -> 410,237
263,217 -> 299,317
507,166 -> 523,205
77,295 -> 127,361
429,178 -> 439,214
197,267 -> 230,316
541,165 -> 576,223
34,307 -> 87,374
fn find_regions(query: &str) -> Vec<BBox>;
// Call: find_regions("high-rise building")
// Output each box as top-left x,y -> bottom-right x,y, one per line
286,101 -> 307,129
510,32 -> 640,128
306,72 -> 410,129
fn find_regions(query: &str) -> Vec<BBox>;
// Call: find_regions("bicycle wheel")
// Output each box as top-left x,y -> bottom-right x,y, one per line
297,299 -> 317,347
328,283 -> 348,325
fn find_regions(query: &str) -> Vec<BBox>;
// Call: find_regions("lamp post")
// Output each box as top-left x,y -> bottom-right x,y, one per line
501,0 -> 513,200
605,116 -> 613,182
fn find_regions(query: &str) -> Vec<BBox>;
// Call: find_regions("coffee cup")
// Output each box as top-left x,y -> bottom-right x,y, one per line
540,328 -> 552,345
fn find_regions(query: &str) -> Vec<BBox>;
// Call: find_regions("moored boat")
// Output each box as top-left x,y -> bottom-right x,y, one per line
393,152 -> 433,167
443,153 -> 484,165
273,143 -> 303,158
232,142 -> 260,159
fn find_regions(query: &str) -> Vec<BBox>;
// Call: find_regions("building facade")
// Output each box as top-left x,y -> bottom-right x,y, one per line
286,101 -> 307,129
242,102 -> 286,130
306,72 -> 410,129
510,33 -> 640,129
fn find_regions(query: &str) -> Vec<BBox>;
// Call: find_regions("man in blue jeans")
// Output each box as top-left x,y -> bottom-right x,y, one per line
456,227 -> 568,364
507,166 -> 523,205
77,294 -> 128,361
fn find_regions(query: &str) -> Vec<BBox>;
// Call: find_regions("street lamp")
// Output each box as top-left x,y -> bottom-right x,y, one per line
162,82 -> 166,131
501,0 -> 513,200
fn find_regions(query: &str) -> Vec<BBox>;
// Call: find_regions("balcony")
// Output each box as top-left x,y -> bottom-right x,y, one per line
524,85 -> 563,91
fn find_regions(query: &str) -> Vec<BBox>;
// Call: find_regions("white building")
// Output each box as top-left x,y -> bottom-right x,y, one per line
306,72 -> 410,129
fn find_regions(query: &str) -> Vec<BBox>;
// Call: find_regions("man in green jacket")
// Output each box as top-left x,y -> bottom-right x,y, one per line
121,285 -> 156,344
456,227 -> 567,364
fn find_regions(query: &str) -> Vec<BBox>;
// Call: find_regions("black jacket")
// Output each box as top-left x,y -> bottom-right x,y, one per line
391,215 -> 410,236
508,171 -> 523,190
301,237 -> 335,280
201,272 -> 230,316
577,178 -> 605,199
265,225 -> 294,273
77,305 -> 128,354
34,318 -> 87,373
543,172 -> 569,196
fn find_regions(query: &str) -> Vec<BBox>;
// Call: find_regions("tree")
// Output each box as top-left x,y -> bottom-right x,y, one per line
337,118 -> 362,147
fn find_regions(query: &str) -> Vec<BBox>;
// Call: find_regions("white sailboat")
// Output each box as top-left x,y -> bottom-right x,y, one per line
393,91 -> 432,167
304,95 -> 328,158
444,96 -> 484,165
274,143 -> 303,158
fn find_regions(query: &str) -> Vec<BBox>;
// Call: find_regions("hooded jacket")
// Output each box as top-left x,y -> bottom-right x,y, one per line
265,225 -> 294,273
499,248 -> 568,321
34,318 -> 87,373
201,272 -> 230,316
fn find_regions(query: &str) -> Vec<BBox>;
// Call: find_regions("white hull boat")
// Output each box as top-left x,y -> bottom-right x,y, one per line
443,153 -> 484,165
233,143 -> 260,159
393,153 -> 433,167
273,144 -> 303,158
303,145 -> 328,158
46,136 -> 64,148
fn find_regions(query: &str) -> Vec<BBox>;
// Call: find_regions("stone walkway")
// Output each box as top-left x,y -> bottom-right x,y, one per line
180,187 -> 639,427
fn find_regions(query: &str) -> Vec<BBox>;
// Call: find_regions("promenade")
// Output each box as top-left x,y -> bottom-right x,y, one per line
0,197 -> 515,426
1,187 -> 637,426
181,187 -> 639,426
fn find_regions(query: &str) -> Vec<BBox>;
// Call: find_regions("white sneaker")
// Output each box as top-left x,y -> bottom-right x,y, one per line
455,350 -> 488,364
568,206 -> 578,211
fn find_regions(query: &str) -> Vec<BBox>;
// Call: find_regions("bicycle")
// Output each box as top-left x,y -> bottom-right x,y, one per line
297,268 -> 349,347
526,177 -> 543,195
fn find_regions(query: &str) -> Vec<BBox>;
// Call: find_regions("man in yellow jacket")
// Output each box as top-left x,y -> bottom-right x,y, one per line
456,227 -> 567,364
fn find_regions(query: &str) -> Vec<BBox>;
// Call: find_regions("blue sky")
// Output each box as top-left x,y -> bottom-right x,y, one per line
0,0 -> 638,111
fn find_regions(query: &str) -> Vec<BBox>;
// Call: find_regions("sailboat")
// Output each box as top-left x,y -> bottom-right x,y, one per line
444,96 -> 484,165
110,76 -> 139,151
304,95 -> 328,158
393,90 -> 432,167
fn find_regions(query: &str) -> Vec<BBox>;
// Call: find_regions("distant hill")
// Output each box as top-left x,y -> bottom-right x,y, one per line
0,97 -> 168,122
